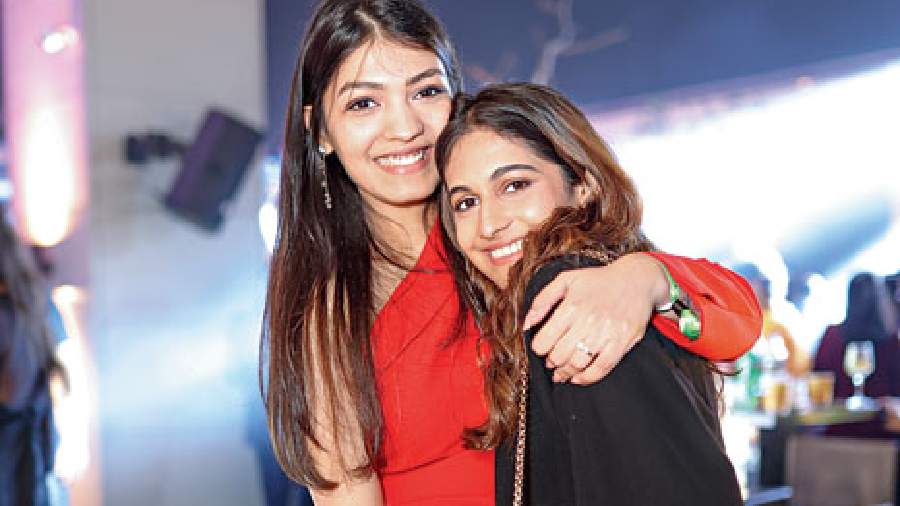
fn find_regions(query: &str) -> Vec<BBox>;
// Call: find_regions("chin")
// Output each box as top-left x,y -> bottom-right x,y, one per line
390,191 -> 436,207
389,180 -> 437,200
488,272 -> 509,290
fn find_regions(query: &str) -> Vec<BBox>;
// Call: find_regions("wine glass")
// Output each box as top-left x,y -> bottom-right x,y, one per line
843,340 -> 876,410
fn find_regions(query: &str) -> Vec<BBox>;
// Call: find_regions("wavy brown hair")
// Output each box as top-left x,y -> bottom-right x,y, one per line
261,0 -> 462,490
435,83 -> 715,448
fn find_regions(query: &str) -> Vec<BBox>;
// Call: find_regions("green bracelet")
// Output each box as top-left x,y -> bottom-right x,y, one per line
654,260 -> 701,340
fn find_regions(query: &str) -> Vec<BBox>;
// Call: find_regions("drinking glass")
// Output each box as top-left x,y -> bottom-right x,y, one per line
843,340 -> 876,410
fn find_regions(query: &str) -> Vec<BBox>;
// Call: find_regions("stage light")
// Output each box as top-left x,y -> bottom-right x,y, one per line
20,107 -> 79,246
41,25 -> 79,54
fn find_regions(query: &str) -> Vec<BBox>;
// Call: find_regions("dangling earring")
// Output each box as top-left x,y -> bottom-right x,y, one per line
316,146 -> 333,210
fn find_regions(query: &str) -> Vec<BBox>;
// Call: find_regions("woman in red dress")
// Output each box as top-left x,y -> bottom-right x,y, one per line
260,1 -> 761,504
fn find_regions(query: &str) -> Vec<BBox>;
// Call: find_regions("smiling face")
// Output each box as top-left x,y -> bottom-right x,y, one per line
316,38 -> 452,219
444,129 -> 583,288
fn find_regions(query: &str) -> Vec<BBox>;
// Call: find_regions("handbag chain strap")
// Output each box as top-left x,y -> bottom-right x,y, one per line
512,356 -> 529,506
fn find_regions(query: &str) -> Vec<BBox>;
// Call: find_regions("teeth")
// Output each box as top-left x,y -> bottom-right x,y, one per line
376,149 -> 425,166
490,239 -> 523,259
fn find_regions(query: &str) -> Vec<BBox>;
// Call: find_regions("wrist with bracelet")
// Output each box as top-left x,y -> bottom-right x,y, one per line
652,259 -> 702,340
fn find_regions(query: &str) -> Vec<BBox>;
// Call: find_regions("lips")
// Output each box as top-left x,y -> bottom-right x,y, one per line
374,147 -> 429,175
486,239 -> 523,265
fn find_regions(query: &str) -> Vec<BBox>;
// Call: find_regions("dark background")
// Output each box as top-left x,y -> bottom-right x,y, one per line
263,0 -> 900,154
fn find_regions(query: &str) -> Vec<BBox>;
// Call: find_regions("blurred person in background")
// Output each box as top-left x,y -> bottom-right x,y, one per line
814,272 -> 900,438
887,271 -> 900,330
0,210 -> 67,506
28,247 -> 75,506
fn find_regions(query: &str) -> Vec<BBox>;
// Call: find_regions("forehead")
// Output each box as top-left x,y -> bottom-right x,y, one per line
329,38 -> 445,91
445,129 -> 538,178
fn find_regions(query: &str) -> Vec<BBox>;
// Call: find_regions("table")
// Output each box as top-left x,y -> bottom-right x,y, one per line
724,403 -> 884,502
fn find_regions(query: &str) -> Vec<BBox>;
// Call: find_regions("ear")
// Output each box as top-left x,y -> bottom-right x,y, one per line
303,105 -> 334,155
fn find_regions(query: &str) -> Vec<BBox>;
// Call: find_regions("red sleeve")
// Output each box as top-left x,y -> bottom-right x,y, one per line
643,252 -> 762,361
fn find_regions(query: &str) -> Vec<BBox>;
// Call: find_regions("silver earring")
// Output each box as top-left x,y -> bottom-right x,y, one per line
313,143 -> 332,209
319,162 -> 332,210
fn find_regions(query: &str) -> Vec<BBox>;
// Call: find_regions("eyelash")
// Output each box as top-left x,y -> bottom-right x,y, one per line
453,196 -> 477,213
347,97 -> 376,111
345,85 -> 447,112
452,179 -> 532,213
503,179 -> 531,193
416,85 -> 447,99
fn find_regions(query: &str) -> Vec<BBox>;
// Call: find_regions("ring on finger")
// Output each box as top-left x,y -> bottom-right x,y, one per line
574,340 -> 597,359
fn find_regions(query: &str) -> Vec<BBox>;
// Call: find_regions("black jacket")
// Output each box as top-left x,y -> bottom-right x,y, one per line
495,257 -> 742,505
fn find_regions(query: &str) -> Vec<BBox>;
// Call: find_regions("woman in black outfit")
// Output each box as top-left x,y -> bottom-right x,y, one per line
436,83 -> 743,505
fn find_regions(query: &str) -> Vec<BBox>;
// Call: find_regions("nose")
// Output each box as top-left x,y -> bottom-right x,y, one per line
384,99 -> 424,141
478,198 -> 511,239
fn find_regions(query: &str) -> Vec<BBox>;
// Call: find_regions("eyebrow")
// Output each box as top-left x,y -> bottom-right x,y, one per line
490,164 -> 538,180
337,67 -> 446,97
447,164 -> 538,199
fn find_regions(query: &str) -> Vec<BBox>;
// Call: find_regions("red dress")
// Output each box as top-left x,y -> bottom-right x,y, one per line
370,221 -> 761,504
371,225 -> 492,505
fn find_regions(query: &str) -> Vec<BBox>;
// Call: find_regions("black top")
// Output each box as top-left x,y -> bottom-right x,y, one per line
495,256 -> 742,506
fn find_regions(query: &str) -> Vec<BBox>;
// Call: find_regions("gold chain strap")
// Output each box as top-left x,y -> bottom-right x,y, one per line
512,356 -> 529,506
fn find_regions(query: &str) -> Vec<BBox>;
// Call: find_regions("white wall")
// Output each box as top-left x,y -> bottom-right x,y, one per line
83,1 -> 268,504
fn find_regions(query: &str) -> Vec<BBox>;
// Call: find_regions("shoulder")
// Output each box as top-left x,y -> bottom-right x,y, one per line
819,325 -> 843,344
813,325 -> 845,365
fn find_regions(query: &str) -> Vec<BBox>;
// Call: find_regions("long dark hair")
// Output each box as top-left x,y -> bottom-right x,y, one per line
435,83 -> 717,448
0,215 -> 64,408
842,272 -> 897,342
261,0 -> 462,489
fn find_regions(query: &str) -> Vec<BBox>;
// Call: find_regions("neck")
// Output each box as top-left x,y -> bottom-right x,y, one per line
365,200 -> 437,312
365,200 -> 436,258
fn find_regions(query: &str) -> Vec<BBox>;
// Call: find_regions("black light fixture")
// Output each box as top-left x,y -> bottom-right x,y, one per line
123,109 -> 263,232
162,109 -> 263,232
